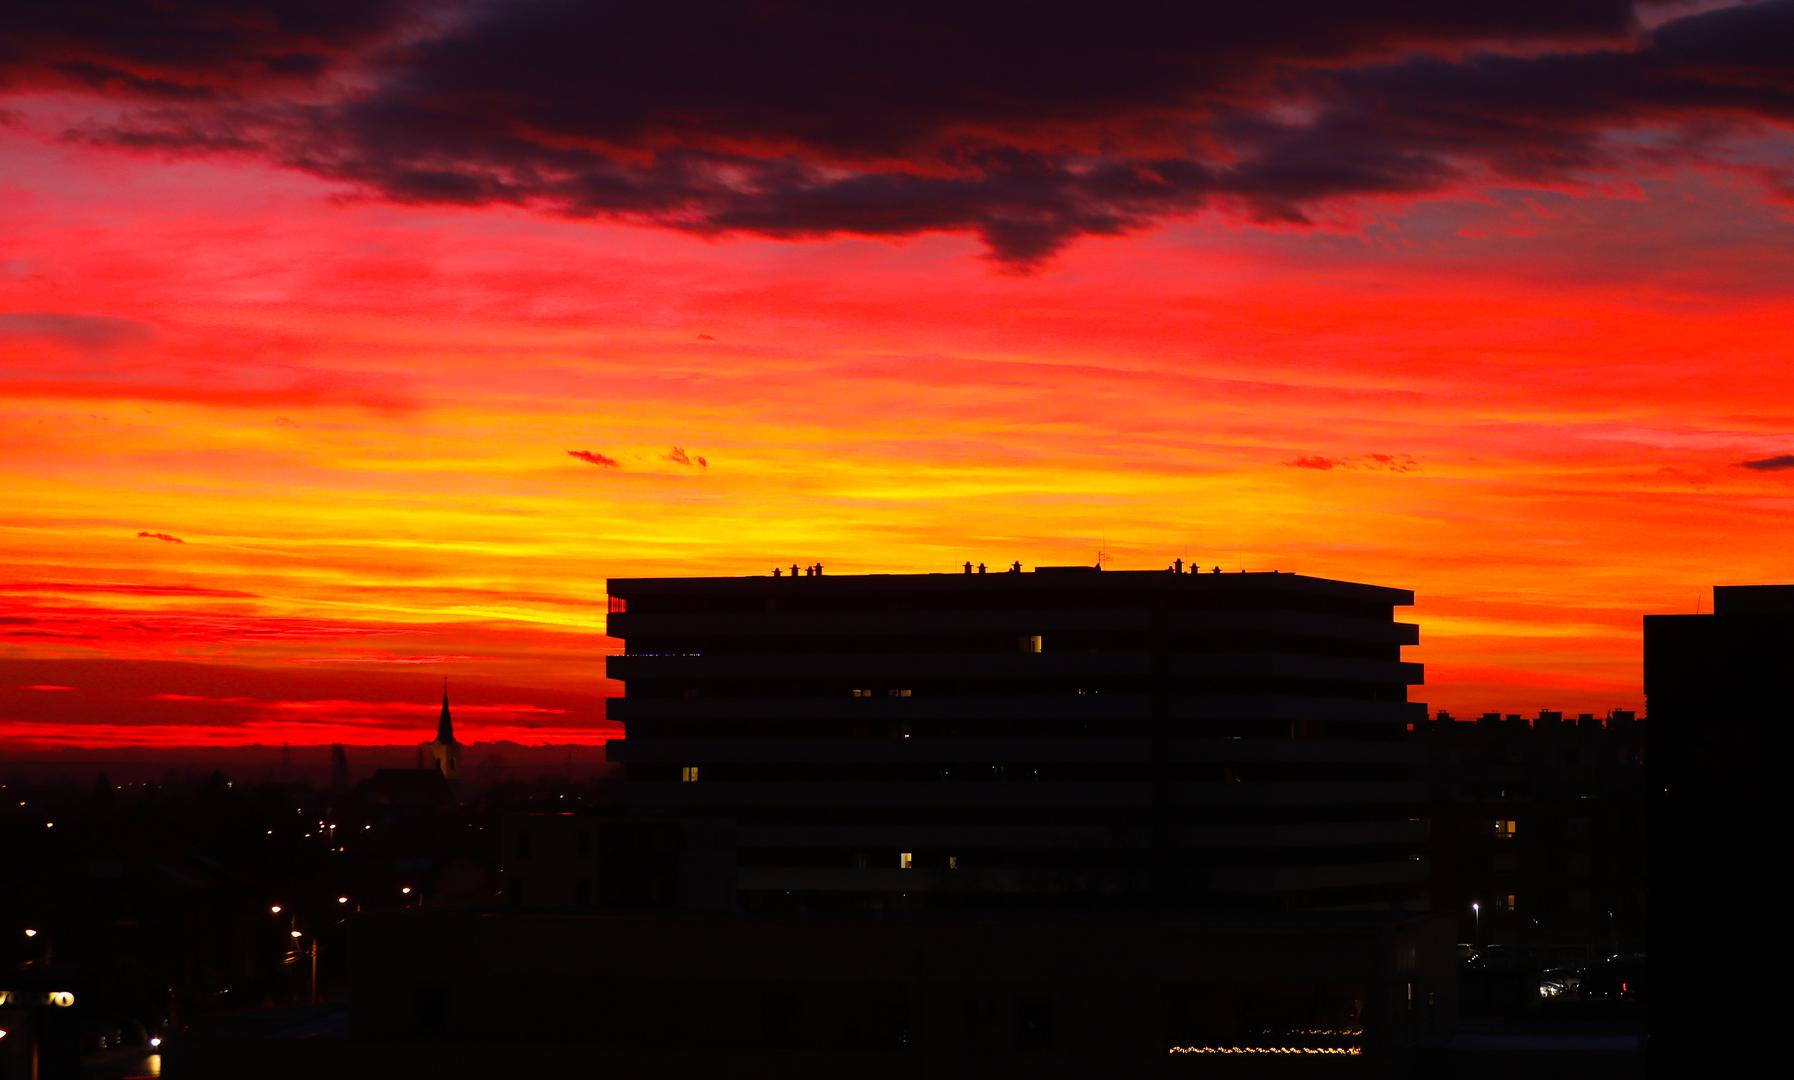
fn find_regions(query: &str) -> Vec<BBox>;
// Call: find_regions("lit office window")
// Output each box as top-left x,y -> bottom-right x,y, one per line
851,688 -> 874,698
1498,893 -> 1517,912
681,766 -> 700,783
1494,819 -> 1517,838
888,688 -> 913,697
1022,634 -> 1043,653
900,852 -> 913,870
948,855 -> 959,871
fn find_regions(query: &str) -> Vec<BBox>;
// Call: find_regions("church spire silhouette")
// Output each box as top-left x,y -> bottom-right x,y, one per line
437,677 -> 458,746
420,677 -> 462,780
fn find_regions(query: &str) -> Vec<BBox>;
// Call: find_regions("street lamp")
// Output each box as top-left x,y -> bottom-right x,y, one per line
1472,901 -> 1481,944
269,905 -> 282,915
22,928 -> 36,938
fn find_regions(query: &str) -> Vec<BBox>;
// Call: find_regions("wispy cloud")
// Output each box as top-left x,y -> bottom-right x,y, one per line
1284,453 -> 1417,473
567,449 -> 620,467
1741,453 -> 1794,471
666,446 -> 707,468
137,531 -> 185,543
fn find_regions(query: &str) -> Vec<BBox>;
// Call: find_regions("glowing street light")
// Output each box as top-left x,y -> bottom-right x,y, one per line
1471,901 -> 1481,943
270,905 -> 282,915
400,886 -> 412,895
23,928 -> 37,938
336,895 -> 349,905
290,930 -> 303,939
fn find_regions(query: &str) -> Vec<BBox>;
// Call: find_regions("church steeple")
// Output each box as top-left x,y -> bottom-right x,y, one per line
437,678 -> 458,746
420,678 -> 462,780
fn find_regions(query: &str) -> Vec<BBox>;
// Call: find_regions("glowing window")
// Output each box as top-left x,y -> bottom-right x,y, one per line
888,688 -> 912,697
1498,893 -> 1517,912
1494,819 -> 1517,838
681,766 -> 700,783
948,855 -> 959,871
1023,634 -> 1043,653
899,851 -> 913,870
851,688 -> 874,698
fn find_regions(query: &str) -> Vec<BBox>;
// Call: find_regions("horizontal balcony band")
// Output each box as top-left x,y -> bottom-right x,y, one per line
735,820 -> 1427,849
1206,860 -> 1429,892
606,651 -> 1419,685
608,608 -> 1417,644
607,738 -> 1419,766
732,861 -> 1425,894
608,696 -> 1423,725
610,780 -> 1422,807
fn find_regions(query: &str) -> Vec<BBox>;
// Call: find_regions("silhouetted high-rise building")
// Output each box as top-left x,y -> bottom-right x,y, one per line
1645,584 -> 1793,1061
603,564 -> 1427,912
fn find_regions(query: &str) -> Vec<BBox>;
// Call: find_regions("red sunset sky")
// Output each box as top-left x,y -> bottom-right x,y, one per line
3,1 -> 1792,748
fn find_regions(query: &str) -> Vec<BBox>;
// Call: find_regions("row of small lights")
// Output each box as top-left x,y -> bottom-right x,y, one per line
269,886 -> 412,921
1168,1046 -> 1362,1055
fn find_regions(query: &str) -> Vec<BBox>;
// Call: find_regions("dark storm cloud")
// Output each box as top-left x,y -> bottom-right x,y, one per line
18,1 -> 1794,265
1740,453 -> 1794,471
0,0 -> 415,96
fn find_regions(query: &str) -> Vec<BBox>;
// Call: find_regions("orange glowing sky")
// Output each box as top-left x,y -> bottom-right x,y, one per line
3,2 -> 1792,747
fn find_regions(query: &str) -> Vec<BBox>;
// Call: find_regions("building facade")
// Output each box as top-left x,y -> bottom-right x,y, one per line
1413,708 -> 1645,1009
603,565 -> 1428,913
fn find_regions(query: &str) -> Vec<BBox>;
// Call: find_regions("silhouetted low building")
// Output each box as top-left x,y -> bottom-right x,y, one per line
1414,709 -> 1645,956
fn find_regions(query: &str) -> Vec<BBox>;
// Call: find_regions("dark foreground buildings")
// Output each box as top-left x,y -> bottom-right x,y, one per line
174,565 -> 1458,1076
165,565 -> 1666,1077
1415,709 -> 1646,955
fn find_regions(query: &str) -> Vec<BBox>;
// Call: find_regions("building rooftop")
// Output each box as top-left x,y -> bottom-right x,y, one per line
608,567 -> 1413,605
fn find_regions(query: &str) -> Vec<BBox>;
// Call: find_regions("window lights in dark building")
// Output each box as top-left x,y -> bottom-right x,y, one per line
1494,819 -> 1517,838
682,766 -> 700,783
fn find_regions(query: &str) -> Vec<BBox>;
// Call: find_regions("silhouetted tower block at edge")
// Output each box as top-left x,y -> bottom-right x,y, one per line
1645,584 -> 1794,1064
418,680 -> 462,780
